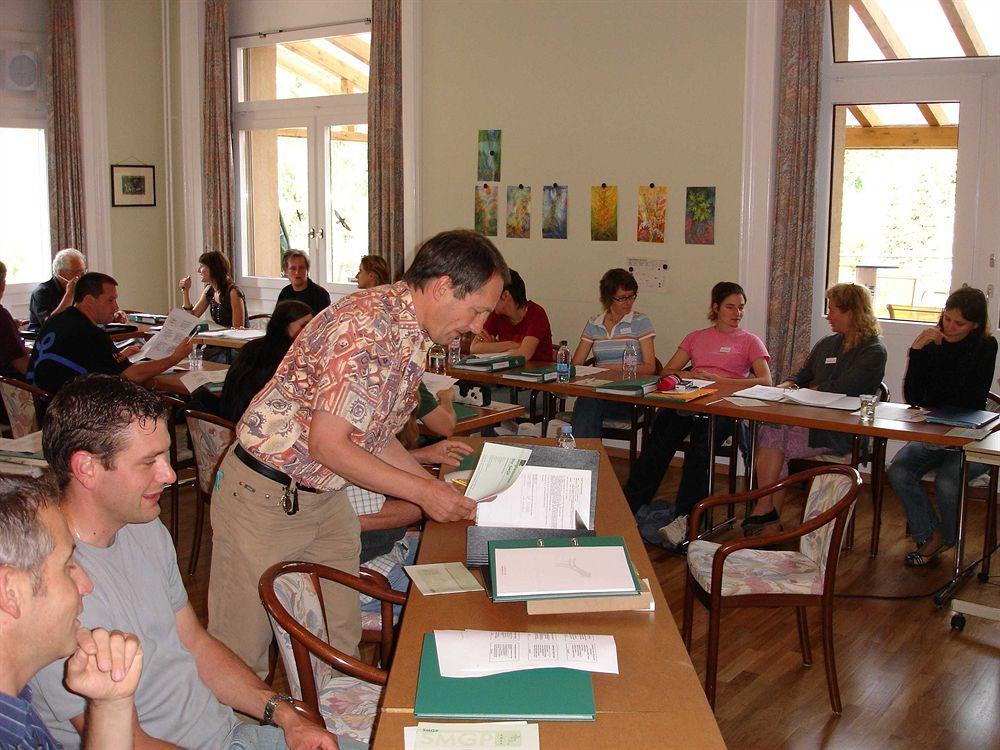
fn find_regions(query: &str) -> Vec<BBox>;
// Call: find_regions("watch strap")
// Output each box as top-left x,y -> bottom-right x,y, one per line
263,693 -> 295,726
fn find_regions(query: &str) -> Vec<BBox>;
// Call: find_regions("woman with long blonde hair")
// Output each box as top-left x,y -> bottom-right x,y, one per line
743,283 -> 886,534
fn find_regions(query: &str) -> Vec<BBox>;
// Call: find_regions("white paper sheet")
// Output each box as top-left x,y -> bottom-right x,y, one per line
135,308 -> 201,361
464,443 -> 532,502
179,369 -> 229,392
421,372 -> 458,394
404,723 -> 535,750
434,630 -> 619,677
204,328 -> 265,340
570,365 -> 608,377
574,377 -> 614,387
492,545 -> 635,599
404,563 -> 484,595
475,465 -> 592,530
733,385 -> 859,410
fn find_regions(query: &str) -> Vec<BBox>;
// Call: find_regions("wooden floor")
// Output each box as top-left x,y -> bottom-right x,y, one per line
173,458 -> 1000,750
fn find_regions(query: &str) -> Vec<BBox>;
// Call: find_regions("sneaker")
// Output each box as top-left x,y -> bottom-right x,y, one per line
659,514 -> 690,546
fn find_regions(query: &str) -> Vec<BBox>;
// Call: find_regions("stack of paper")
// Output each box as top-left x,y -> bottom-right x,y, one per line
733,385 -> 860,411
414,633 -> 596,721
433,629 -> 619,677
475,464 -> 593,531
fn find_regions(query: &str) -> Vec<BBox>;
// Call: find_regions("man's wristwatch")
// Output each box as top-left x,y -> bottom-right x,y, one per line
263,693 -> 295,726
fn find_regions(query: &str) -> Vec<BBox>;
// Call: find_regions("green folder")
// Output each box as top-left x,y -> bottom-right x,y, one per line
414,633 -> 596,721
488,536 -> 641,602
506,364 -> 574,382
594,377 -> 658,395
452,403 -> 478,421
453,355 -> 527,372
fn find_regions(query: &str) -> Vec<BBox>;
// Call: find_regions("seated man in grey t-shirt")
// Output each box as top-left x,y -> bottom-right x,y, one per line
29,375 -> 364,750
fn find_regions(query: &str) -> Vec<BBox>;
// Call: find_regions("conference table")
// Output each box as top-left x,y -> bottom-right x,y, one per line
447,363 -> 994,606
152,361 -> 229,396
371,436 -> 726,749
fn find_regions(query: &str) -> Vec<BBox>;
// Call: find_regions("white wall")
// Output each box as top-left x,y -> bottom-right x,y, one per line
420,0 -> 748,351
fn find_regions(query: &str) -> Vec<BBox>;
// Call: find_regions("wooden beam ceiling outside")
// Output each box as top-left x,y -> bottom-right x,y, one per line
938,0 -> 988,56
277,127 -> 367,143
329,35 -> 371,65
275,46 -> 343,95
849,105 -> 882,128
845,125 -> 958,149
283,40 -> 369,92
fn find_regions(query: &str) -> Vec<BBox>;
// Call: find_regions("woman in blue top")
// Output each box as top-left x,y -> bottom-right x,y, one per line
570,268 -> 657,437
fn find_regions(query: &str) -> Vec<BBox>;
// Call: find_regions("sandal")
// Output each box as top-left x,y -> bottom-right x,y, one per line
742,509 -> 779,535
904,541 -> 951,567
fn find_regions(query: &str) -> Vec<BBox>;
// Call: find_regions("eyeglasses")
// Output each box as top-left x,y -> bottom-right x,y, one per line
612,292 -> 638,303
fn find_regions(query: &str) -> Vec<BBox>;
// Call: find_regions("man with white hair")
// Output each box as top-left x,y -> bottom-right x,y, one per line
29,249 -> 86,330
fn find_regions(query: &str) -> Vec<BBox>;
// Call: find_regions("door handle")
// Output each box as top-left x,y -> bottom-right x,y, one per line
317,227 -> 325,240
308,227 -> 316,240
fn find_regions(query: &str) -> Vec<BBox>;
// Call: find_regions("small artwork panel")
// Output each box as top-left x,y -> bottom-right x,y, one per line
590,185 -> 618,241
542,184 -> 568,239
628,257 -> 669,293
477,129 -> 502,182
636,185 -> 666,243
506,185 -> 531,239
685,186 -> 716,245
110,164 -> 156,207
475,184 -> 498,236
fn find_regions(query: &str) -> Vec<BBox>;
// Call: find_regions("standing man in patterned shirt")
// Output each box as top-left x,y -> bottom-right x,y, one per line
208,230 -> 508,676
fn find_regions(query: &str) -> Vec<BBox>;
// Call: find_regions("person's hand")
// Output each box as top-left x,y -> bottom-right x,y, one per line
473,331 -> 493,344
278,706 -> 340,749
413,439 -> 473,467
419,477 -> 477,521
64,275 -> 79,295
778,381 -> 796,389
64,628 -> 143,705
172,337 -> 195,360
436,386 -> 456,404
117,344 -> 142,360
179,275 -> 192,291
686,369 -> 717,381
912,326 -> 943,350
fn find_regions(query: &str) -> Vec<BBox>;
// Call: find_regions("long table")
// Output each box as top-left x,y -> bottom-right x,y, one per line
448,364 -> 992,605
371,437 -> 725,749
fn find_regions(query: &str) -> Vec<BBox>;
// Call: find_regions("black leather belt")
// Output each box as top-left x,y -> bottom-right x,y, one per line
233,444 -> 320,493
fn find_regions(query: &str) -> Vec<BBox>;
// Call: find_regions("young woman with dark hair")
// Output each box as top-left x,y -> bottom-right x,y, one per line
887,286 -> 997,566
178,250 -> 248,328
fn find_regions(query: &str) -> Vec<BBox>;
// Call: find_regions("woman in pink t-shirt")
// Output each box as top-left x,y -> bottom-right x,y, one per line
625,282 -> 771,546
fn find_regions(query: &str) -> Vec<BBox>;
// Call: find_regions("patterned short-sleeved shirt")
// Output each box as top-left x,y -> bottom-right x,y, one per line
237,281 -> 429,491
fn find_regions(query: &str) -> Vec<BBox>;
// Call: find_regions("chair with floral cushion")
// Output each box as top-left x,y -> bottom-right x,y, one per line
682,465 -> 862,713
259,560 -> 406,746
184,409 -> 235,577
0,376 -> 49,438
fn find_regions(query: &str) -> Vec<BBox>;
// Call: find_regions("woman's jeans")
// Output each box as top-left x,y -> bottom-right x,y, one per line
887,441 -> 987,548
570,397 -> 634,438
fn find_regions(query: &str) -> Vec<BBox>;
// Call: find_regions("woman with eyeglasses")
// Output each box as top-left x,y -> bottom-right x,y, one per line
887,286 -> 997,566
570,268 -> 657,437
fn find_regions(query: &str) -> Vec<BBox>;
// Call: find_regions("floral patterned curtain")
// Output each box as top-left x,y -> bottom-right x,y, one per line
765,0 -> 825,381
47,0 -> 86,254
369,0 -> 404,280
203,0 -> 235,259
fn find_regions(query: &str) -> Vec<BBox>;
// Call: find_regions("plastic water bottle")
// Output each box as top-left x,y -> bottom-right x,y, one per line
448,336 -> 461,366
557,424 -> 576,450
556,340 -> 571,382
622,340 -> 639,380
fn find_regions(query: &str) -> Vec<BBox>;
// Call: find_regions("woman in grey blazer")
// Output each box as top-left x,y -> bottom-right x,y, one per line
743,283 -> 886,535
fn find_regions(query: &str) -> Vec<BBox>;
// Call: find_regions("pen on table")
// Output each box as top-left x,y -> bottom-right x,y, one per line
704,398 -> 725,406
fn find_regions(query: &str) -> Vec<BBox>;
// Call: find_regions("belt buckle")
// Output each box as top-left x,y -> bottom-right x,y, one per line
281,482 -> 299,516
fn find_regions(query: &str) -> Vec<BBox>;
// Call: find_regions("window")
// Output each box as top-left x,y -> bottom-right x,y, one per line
232,26 -> 370,287
0,127 -> 50,283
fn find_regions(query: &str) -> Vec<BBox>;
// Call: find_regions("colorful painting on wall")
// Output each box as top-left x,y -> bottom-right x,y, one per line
542,184 -> 568,239
637,185 -> 667,243
685,186 -> 716,245
590,185 -> 618,241
474,184 -> 498,236
477,130 -> 502,182
506,185 -> 531,239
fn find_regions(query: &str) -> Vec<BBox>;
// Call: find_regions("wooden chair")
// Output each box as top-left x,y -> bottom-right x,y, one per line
682,465 -> 862,713
259,561 -> 406,745
594,357 -> 663,465
0,376 -> 50,438
183,409 -> 235,576
159,394 -> 196,548
248,313 -> 271,330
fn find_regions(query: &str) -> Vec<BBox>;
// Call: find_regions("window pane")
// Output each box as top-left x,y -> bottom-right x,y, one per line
831,0 -> 999,63
241,33 -> 370,102
0,127 -> 50,283
326,124 -> 368,284
240,127 -> 309,277
827,103 -> 959,321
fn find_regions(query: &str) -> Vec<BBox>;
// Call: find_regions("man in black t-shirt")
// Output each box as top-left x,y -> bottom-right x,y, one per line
274,249 -> 331,314
27,272 -> 192,394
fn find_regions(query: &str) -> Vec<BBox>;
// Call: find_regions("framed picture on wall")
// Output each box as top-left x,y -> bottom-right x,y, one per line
110,164 -> 156,207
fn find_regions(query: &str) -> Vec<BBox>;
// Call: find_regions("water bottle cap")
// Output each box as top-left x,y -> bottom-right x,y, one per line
560,425 -> 572,434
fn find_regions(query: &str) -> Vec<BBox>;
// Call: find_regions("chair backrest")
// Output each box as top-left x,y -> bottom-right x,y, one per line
268,571 -> 336,701
248,313 -> 271,331
877,381 -> 890,402
799,471 -> 860,581
0,377 -> 49,438
183,410 -> 235,493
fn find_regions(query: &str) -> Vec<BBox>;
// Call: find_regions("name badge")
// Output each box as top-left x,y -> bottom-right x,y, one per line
620,326 -> 631,334
825,357 -> 837,364
719,346 -> 732,353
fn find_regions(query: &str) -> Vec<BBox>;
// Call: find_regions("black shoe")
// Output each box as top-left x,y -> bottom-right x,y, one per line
742,508 -> 779,534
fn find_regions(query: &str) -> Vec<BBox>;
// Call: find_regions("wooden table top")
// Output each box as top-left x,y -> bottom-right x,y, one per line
371,437 -> 725,749
449,363 -> 978,447
422,402 -> 525,437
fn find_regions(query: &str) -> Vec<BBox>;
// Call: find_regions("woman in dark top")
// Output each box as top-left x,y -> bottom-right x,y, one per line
218,300 -> 313,422
887,287 -> 997,566
744,283 -> 887,535
178,250 -> 248,328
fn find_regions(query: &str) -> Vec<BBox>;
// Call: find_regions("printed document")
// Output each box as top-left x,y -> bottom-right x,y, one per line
134,308 -> 200,361
180,369 -> 229,392
433,630 -> 619,677
204,328 -> 265,340
733,385 -> 860,410
493,545 -> 636,599
404,563 -> 484,596
475,465 -> 591,530
421,372 -> 458,394
404,722 -> 537,750
464,443 -> 532,502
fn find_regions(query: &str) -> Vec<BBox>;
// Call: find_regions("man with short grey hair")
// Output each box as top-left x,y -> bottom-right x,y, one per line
29,248 -> 87,329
